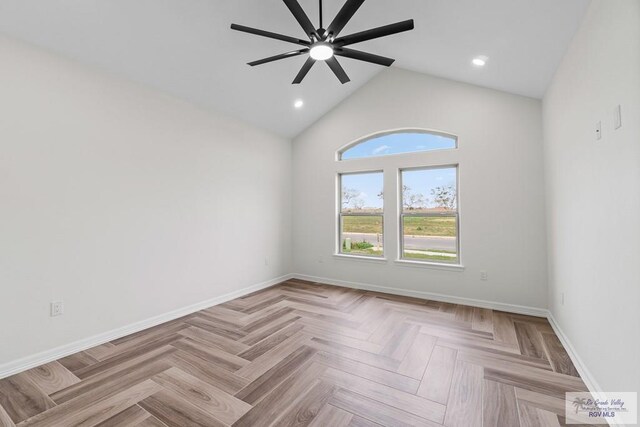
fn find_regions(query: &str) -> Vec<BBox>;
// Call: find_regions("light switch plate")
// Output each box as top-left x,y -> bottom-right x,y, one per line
614,105 -> 622,129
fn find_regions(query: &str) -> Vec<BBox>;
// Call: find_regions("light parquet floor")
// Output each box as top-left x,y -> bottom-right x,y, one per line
0,279 -> 589,427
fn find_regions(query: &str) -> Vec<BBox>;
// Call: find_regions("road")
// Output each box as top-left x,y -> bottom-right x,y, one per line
344,233 -> 456,251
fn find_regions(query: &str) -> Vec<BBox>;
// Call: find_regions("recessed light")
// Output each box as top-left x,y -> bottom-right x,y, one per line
294,99 -> 304,109
472,56 -> 488,67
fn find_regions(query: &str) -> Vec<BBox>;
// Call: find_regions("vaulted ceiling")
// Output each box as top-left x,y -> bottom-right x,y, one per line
0,0 -> 589,137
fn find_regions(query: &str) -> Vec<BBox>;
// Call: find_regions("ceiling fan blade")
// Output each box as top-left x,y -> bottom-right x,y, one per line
292,57 -> 316,84
334,19 -> 414,46
248,49 -> 309,66
326,57 -> 350,84
326,0 -> 365,39
335,47 -> 394,67
231,23 -> 310,46
283,0 -> 318,39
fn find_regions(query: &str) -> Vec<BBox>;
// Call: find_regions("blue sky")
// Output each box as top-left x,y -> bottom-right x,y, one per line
402,168 -> 457,208
341,132 -> 456,160
342,172 -> 383,209
342,167 -> 456,209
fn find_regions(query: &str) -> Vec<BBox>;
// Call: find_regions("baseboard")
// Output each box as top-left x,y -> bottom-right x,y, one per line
1,270 -> 604,424
293,273 -> 548,317
546,312 -> 603,393
0,273 -> 293,379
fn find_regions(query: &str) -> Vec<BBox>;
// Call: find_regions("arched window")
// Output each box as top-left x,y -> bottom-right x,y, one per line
336,129 -> 460,266
339,130 -> 457,160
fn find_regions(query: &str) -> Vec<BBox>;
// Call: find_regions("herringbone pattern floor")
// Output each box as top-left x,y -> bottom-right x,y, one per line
0,279 -> 588,426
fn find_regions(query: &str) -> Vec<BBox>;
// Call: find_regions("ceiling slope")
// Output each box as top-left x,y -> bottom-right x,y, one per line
0,0 -> 588,137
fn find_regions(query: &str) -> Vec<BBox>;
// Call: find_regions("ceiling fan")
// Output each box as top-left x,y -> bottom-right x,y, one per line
231,0 -> 415,84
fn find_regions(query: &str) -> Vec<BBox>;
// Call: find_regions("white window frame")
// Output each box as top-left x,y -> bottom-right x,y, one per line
334,128 -> 463,269
398,165 -> 461,266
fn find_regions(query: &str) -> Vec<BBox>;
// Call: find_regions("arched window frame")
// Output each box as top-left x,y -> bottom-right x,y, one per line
337,128 -> 458,161
335,128 -> 462,268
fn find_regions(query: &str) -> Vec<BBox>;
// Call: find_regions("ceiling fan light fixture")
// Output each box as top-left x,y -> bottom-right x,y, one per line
309,42 -> 334,61
231,0 -> 415,84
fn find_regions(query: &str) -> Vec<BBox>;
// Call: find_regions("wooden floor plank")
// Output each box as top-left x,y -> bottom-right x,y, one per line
235,345 -> 316,405
232,362 -> 326,427
152,367 -> 250,425
167,350 -> 248,395
94,404 -> 150,427
329,388 -> 441,427
0,403 -> 16,427
273,380 -> 336,426
20,380 -> 161,427
313,351 -> 420,394
139,389 -> 225,427
443,360 -> 483,427
541,332 -> 580,377
23,361 -> 80,395
397,333 -> 437,379
417,345 -> 457,405
0,374 -> 55,424
323,367 -> 446,424
309,404 -> 353,427
514,321 -> 547,360
483,379 -> 520,427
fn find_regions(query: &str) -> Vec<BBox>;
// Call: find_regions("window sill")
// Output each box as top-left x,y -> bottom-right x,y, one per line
393,259 -> 465,271
333,254 -> 388,264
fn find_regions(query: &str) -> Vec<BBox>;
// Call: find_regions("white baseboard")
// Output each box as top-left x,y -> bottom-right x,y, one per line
1,270 -> 603,424
546,312 -> 603,393
293,273 -> 548,317
0,273 -> 293,379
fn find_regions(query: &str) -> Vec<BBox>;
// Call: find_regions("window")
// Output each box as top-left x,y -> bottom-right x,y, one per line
339,131 -> 457,160
335,129 -> 460,267
339,172 -> 384,257
400,167 -> 459,264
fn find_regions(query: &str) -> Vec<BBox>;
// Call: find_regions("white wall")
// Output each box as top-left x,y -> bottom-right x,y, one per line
292,68 -> 548,310
0,36 -> 291,366
543,0 -> 640,394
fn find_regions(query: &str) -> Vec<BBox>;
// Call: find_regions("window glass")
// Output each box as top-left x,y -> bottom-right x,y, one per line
400,167 -> 459,263
340,172 -> 384,257
340,132 -> 456,160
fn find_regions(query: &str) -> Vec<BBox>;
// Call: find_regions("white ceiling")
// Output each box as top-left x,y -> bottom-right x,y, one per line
0,0 -> 589,137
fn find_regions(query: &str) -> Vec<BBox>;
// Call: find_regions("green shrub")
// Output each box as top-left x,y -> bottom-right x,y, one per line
343,240 -> 374,250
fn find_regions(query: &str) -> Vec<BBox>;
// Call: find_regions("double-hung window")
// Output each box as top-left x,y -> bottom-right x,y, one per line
400,167 -> 459,264
338,172 -> 384,257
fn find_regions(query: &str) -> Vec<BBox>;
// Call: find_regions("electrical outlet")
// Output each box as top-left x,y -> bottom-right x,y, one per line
318,256 -> 324,264
561,292 -> 565,306
480,271 -> 488,281
264,257 -> 269,266
50,301 -> 64,317
596,121 -> 602,140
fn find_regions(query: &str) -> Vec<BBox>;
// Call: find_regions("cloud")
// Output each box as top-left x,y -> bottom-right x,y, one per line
372,144 -> 391,155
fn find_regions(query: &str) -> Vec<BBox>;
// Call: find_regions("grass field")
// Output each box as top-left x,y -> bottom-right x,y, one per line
402,251 -> 458,263
342,216 -> 456,237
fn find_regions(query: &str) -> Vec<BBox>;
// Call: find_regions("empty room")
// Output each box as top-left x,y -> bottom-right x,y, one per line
0,0 -> 638,426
